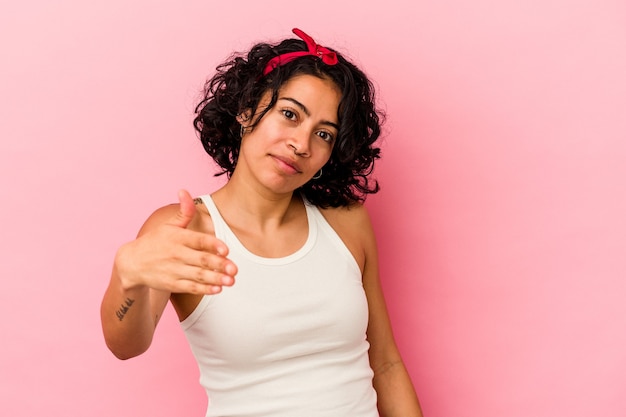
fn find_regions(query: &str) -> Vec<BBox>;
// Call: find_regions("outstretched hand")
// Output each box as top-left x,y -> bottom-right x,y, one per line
114,189 -> 237,295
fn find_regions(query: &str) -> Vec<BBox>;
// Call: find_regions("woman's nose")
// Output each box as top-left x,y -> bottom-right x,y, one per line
287,129 -> 310,157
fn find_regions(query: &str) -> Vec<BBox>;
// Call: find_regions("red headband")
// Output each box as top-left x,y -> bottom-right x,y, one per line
262,28 -> 339,76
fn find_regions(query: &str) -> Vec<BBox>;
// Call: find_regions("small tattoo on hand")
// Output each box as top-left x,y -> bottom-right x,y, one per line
115,298 -> 135,321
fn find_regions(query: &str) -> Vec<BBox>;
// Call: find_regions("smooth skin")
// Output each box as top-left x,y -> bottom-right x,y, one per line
100,75 -> 423,416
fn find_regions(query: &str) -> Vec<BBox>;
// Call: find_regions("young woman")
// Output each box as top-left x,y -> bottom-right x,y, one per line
101,28 -> 423,417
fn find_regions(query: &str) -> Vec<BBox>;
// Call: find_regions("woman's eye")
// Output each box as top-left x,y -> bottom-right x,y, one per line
317,131 -> 335,143
282,110 -> 296,120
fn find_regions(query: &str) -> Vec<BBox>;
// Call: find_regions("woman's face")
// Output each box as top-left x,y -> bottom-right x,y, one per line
235,74 -> 341,195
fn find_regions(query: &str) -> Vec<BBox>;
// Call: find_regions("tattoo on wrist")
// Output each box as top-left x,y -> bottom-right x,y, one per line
115,298 -> 135,321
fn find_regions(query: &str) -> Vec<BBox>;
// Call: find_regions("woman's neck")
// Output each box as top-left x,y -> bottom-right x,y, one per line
211,180 -> 302,233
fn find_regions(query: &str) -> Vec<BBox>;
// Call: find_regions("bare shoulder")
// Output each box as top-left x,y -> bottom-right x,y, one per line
319,203 -> 376,273
137,197 -> 213,237
319,203 -> 374,237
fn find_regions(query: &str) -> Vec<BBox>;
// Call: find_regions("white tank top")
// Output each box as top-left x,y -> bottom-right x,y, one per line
181,194 -> 378,417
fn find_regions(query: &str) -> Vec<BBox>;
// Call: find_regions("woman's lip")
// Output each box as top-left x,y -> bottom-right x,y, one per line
272,155 -> 302,173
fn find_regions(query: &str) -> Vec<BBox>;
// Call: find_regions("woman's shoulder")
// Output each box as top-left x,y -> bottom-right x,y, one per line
318,202 -> 373,233
137,197 -> 213,236
318,203 -> 376,272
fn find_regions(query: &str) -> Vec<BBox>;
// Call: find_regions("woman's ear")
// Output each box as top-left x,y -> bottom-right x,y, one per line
236,110 -> 252,125
237,110 -> 253,137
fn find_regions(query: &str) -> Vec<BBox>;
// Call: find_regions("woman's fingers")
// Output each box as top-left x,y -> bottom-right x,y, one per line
185,227 -> 229,256
166,264 -> 235,294
174,245 -> 237,282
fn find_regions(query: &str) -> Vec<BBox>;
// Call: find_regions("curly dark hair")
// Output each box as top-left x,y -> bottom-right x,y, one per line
193,32 -> 383,208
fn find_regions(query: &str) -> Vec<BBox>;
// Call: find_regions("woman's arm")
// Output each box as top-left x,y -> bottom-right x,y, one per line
323,204 -> 423,416
363,245 -> 423,416
100,190 -> 237,359
101,272 -> 170,360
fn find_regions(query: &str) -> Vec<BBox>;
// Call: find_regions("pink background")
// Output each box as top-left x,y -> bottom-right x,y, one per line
1,1 -> 625,416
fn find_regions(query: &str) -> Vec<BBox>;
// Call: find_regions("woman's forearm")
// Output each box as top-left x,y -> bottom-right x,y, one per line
373,360 -> 424,417
100,259 -> 167,360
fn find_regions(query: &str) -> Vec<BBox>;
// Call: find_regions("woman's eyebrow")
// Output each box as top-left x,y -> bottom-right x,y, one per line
278,97 -> 340,130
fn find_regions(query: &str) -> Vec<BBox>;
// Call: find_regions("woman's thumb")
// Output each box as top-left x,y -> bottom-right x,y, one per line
169,189 -> 196,228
